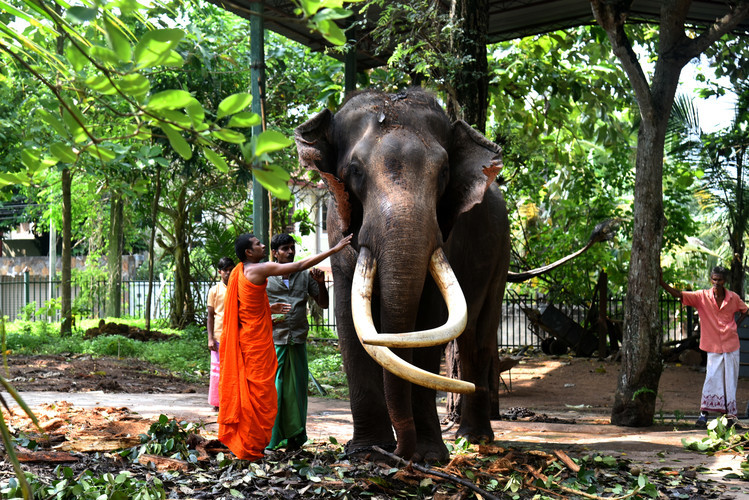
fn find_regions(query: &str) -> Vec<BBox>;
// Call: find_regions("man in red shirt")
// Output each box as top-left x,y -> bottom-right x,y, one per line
661,266 -> 748,428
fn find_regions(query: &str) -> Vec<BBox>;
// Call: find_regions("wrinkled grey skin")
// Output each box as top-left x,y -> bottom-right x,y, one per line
295,89 -> 509,462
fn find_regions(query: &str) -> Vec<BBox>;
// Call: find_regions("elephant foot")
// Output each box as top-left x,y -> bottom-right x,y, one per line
415,440 -> 449,463
344,440 -> 397,462
456,423 -> 494,444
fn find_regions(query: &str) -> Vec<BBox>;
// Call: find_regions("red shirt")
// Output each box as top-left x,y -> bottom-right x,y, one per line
682,288 -> 747,353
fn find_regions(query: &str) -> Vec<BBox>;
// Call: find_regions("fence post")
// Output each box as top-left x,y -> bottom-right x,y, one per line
24,269 -> 30,307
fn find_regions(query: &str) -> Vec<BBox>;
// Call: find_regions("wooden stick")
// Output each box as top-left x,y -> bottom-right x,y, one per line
371,446 -> 506,500
553,449 -> 580,472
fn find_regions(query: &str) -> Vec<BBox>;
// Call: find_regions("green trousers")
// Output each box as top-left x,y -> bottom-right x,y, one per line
268,343 -> 308,450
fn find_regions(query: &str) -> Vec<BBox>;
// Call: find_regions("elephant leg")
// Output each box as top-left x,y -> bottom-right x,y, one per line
457,275 -> 505,442
454,325 -> 495,443
411,345 -> 449,462
383,367 -> 417,459
336,282 -> 395,455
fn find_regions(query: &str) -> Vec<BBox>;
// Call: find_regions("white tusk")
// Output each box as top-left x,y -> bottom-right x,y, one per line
360,248 -> 468,348
351,247 -> 475,394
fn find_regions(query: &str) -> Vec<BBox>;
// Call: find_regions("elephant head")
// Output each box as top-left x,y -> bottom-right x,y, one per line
295,89 -> 501,392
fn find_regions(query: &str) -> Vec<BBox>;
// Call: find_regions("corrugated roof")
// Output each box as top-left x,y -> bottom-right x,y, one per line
205,0 -> 749,69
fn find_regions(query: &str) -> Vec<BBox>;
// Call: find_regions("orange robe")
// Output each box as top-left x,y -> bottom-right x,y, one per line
218,263 -> 278,460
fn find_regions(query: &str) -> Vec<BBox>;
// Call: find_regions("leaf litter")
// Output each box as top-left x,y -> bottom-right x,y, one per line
0,403 -> 740,499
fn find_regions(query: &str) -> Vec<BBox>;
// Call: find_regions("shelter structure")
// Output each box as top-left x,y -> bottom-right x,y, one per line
205,0 -> 749,74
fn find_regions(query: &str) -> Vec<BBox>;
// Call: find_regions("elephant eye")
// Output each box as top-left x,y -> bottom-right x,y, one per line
347,162 -> 363,179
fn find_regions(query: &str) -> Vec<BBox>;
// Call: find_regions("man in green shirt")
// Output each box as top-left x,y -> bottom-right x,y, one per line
266,233 -> 330,450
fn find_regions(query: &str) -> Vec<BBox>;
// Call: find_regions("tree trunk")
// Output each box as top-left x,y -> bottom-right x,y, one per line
444,0 -> 493,423
445,0 -> 489,133
611,119 -> 668,426
145,166 -> 162,331
106,192 -> 124,318
729,147 -> 746,297
60,167 -> 72,336
170,187 -> 194,328
590,0 -> 707,426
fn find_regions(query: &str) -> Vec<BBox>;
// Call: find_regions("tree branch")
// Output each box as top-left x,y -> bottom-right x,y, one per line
589,0 -> 653,118
370,446 -> 506,500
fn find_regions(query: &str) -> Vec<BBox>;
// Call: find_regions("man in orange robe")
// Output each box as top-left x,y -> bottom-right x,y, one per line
218,232 -> 352,460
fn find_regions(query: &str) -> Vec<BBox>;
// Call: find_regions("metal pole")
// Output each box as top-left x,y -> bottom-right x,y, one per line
48,221 -> 56,302
24,269 -> 30,308
250,1 -> 269,247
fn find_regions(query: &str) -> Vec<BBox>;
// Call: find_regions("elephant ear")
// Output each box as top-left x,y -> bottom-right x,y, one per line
441,120 -> 502,226
295,109 -> 352,232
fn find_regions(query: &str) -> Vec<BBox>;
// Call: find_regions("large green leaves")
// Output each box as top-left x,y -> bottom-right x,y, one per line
133,29 -> 184,69
217,93 -> 252,119
252,162 -> 291,198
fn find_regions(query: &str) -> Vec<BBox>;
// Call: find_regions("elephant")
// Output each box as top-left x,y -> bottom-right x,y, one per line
295,88 -> 611,462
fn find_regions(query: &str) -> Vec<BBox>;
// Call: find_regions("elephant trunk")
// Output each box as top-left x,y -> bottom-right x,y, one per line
351,247 -> 473,394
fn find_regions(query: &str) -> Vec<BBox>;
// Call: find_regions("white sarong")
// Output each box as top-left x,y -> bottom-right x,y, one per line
700,350 -> 739,417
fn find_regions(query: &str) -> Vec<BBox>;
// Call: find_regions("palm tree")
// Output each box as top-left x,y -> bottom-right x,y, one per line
669,85 -> 749,297
696,85 -> 749,297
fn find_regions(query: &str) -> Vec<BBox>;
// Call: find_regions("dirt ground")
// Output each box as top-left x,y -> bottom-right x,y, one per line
3,354 -> 749,498
498,355 -> 749,419
4,354 -> 203,394
5,353 -> 749,419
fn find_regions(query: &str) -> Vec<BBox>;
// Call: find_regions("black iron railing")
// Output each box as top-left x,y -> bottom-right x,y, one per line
0,274 -> 689,348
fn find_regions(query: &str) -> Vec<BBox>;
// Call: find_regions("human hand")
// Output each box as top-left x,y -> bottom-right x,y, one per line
270,302 -> 292,314
310,268 -> 325,283
333,233 -> 353,252
208,336 -> 218,351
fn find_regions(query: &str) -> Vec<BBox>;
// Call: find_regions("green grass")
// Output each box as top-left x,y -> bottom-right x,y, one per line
3,317 -> 349,397
4,318 -> 209,383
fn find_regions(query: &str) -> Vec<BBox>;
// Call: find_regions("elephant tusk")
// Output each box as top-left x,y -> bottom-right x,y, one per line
359,248 -> 468,348
351,247 -> 475,394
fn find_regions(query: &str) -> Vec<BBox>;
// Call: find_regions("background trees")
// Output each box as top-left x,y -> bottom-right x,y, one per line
3,1 -> 749,429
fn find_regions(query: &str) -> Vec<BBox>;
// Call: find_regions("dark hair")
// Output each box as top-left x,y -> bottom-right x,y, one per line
711,266 -> 729,280
235,233 -> 256,263
217,257 -> 234,271
271,233 -> 295,251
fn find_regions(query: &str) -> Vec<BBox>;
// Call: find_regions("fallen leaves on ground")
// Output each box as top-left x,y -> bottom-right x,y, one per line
0,405 -> 739,499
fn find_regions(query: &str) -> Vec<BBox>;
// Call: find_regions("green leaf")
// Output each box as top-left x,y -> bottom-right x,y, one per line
89,45 -> 123,65
133,29 -> 184,69
85,74 -> 117,95
203,148 -> 229,173
160,124 -> 192,160
185,99 -> 206,124
0,172 -> 30,188
37,109 -> 68,137
253,163 -> 291,200
212,128 -> 246,144
147,90 -> 195,111
161,50 -> 184,67
227,112 -> 261,128
62,104 -> 88,143
217,93 -> 252,119
85,145 -> 116,162
156,110 -> 193,128
20,149 -> 40,171
118,74 -> 150,99
254,130 -> 293,156
65,45 -> 90,72
50,143 -> 78,163
66,6 -> 98,23
315,19 -> 347,46
311,7 -> 353,22
104,17 -> 131,62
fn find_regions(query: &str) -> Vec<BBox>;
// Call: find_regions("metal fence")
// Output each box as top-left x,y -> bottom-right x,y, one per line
0,274 -> 689,348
